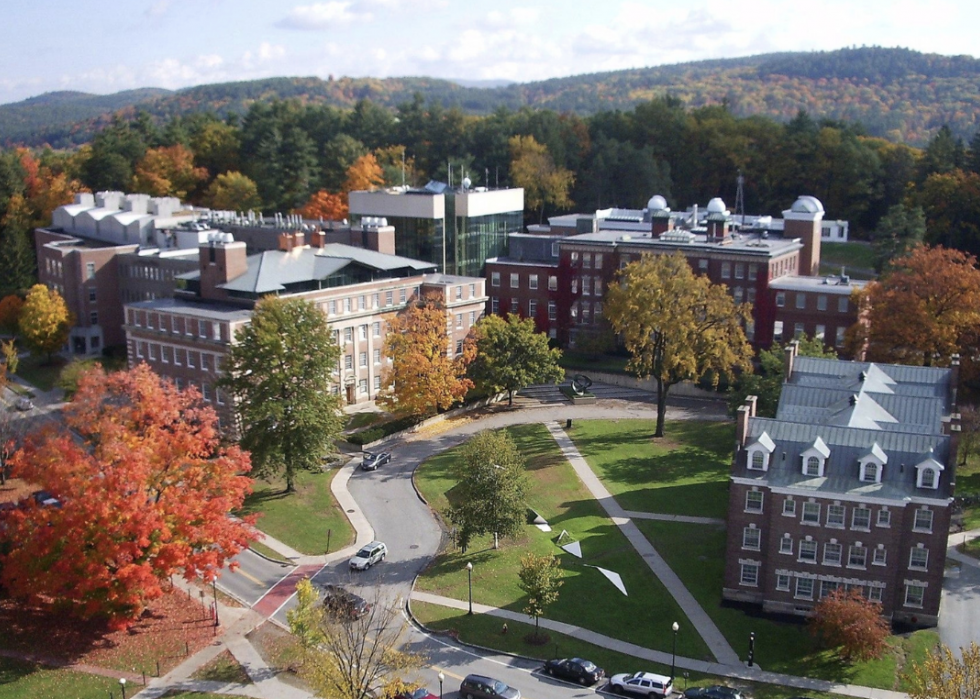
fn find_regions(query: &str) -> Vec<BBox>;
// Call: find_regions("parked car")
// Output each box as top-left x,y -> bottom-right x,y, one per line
459,674 -> 520,699
683,686 -> 746,699
15,397 -> 33,411
609,671 -> 673,697
349,540 -> 388,570
543,657 -> 605,685
361,451 -> 391,470
394,688 -> 438,699
321,584 -> 370,620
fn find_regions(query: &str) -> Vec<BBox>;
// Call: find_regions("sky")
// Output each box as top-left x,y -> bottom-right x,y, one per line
2,0 -> 979,106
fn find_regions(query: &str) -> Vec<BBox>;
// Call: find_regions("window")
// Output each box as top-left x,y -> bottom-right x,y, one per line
909,546 -> 929,570
202,384 -> 211,402
345,297 -> 352,313
583,253 -> 592,269
848,545 -> 867,568
919,467 -> 938,489
455,285 -> 462,300
721,262 -> 731,279
860,461 -> 880,483
187,351 -> 196,368
386,291 -> 393,306
456,340 -> 463,355
548,275 -> 557,291
827,504 -> 845,527
552,242 -> 559,257
374,376 -> 381,390
456,314 -> 463,329
89,311 -> 98,325
803,456 -> 822,477
373,349 -> 381,364
136,342 -> 145,358
469,311 -> 476,325
742,526 -> 761,550
835,326 -> 846,347
88,287 -> 97,302
745,490 -> 763,513
877,509 -> 891,527
373,322 -> 381,337
698,259 -> 708,272
359,379 -> 368,394
817,295 -> 828,311
799,539 -> 817,562
852,506 -> 871,530
779,535 -> 793,554
510,273 -> 519,288
868,586 -> 883,602
747,288 -> 756,305
594,276 -> 603,297
373,293 -> 380,308
548,302 -> 556,321
824,542 -> 842,565
201,354 -> 212,373
776,574 -> 791,591
775,292 -> 785,308
148,344 -> 158,361
905,583 -> 925,608
733,287 -> 744,304
820,580 -> 840,598
783,498 -> 796,516
740,563 -> 759,586
774,321 -> 784,339
510,298 -> 519,314
470,283 -> 476,297
796,577 -> 814,599
345,354 -> 353,370
491,297 -> 499,314
867,546 -> 886,567
529,274 -> 538,290
401,289 -> 408,303
86,262 -> 96,280
174,348 -> 182,366
595,254 -> 603,268
815,324 -> 825,341
796,293 -> 806,309
344,327 -> 353,344
529,300 -> 537,317
838,296 -> 849,312
751,452 -> 765,470
359,352 -> 367,368
571,251 -> 579,263
914,508 -> 934,533
794,322 -> 805,338
735,263 -> 745,279
360,324 -> 368,340
748,264 -> 758,281
594,302 -> 603,318
491,272 -> 500,287
582,277 -> 591,296
359,295 -> 366,310
802,501 -> 820,524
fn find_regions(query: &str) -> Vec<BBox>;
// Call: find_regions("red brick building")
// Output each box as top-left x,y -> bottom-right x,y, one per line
723,343 -> 957,626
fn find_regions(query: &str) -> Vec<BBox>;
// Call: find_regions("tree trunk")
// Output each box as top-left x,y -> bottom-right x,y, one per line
655,377 -> 668,438
508,389 -> 513,406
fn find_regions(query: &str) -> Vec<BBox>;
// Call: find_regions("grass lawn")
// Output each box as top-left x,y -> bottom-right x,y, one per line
568,420 -> 734,519
0,657 -> 136,699
415,424 -> 713,661
821,242 -> 876,272
239,468 -> 354,556
13,354 -> 66,392
637,519 -> 939,689
191,649 -> 252,684
248,540 -> 294,564
412,602 -> 849,699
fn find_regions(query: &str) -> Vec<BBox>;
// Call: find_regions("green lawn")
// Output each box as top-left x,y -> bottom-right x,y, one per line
0,657 -> 136,699
568,420 -> 734,519
636,519 -> 939,689
414,424 -> 713,661
821,242 -> 877,272
13,354 -> 66,392
239,469 -> 354,555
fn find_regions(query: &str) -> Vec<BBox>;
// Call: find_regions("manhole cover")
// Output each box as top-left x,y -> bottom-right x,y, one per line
347,509 -> 355,513
410,544 -> 419,549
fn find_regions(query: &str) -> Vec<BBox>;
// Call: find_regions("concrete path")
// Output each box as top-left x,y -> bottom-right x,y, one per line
544,421 -> 741,666
939,529 -> 980,657
411,591 -> 910,699
624,511 -> 726,526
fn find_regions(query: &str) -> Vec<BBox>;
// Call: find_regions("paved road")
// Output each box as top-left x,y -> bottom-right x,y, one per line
939,532 -> 980,657
222,548 -> 296,607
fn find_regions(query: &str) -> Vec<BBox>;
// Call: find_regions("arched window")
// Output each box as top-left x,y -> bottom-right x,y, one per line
804,456 -> 821,476
751,452 -> 765,469
862,463 -> 878,483
920,468 -> 936,489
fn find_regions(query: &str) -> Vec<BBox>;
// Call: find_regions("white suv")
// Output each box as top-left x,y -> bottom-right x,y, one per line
608,672 -> 673,697
349,541 -> 387,570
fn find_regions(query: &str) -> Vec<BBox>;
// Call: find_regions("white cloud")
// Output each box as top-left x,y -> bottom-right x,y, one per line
145,0 -> 172,18
277,2 -> 361,30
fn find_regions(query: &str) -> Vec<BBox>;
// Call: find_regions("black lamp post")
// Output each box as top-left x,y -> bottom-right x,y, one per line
670,621 -> 679,682
119,678 -> 127,699
466,562 -> 474,615
212,578 -> 219,627
748,631 -> 756,667
438,671 -> 445,699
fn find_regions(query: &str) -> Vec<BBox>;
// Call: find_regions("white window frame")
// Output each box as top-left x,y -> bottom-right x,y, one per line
742,526 -> 761,551
823,542 -> 842,565
745,490 -> 763,513
782,498 -> 796,516
802,501 -> 820,524
740,563 -> 759,587
798,539 -> 818,562
826,504 -> 845,528
909,546 -> 929,571
913,508 -> 934,533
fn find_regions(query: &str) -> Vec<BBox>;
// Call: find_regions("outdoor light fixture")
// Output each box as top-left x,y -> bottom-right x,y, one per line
466,562 -> 474,615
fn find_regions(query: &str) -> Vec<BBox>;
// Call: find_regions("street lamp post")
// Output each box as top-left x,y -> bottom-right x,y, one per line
466,562 -> 474,615
212,579 -> 219,628
670,621 -> 679,683
438,671 -> 445,699
748,631 -> 756,667
119,678 -> 127,699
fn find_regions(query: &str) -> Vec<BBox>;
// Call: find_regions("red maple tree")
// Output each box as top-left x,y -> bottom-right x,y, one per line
808,587 -> 890,662
0,364 -> 256,627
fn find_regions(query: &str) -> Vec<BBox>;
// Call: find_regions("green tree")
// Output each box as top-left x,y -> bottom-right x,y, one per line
518,552 -> 563,640
19,284 -> 72,361
469,314 -> 563,406
871,203 -> 927,272
905,642 -> 980,699
204,171 -> 262,211
287,579 -> 425,699
219,297 -> 343,493
509,135 -> 574,223
0,196 -> 39,295
448,430 -> 529,551
728,336 -> 837,418
605,252 -> 753,437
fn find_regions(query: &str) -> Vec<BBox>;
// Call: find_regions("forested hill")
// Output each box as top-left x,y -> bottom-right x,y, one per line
4,46 -> 980,148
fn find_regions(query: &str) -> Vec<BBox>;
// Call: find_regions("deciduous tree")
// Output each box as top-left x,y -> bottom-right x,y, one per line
219,296 -> 343,493
509,135 -> 574,223
131,144 -> 208,199
288,578 -> 425,699
447,430 -> 529,550
342,153 -> 385,195
0,294 -> 24,336
518,553 -> 563,639
0,364 -> 255,626
904,641 -> 980,699
605,252 -> 753,437
378,293 -> 474,418
469,314 -> 563,406
846,245 -> 980,367
204,171 -> 262,211
808,588 -> 890,662
19,283 -> 73,361
298,189 -> 347,221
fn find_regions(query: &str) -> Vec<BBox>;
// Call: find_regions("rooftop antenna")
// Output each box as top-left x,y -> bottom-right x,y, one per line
496,166 -> 499,188
486,167 -> 489,188
735,170 -> 746,227
448,161 -> 452,188
401,149 -> 406,188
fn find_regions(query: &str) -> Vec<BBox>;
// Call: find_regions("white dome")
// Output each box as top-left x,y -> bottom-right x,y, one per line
647,195 -> 668,211
706,197 -> 727,214
462,177 -> 472,189
791,196 -> 824,214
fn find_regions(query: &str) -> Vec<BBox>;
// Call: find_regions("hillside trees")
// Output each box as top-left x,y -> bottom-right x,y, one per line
509,135 -> 574,223
0,364 -> 255,626
220,296 -> 343,492
871,202 -> 927,271
605,252 -> 753,437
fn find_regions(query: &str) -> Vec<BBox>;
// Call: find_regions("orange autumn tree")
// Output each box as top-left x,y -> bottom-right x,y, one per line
297,189 -> 348,221
378,292 -> 474,418
132,144 -> 208,200
808,588 -> 890,662
0,364 -> 255,627
342,153 -> 384,197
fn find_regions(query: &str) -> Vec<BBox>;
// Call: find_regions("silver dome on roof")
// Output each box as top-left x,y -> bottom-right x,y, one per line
791,195 -> 825,214
647,194 -> 668,212
706,197 -> 728,214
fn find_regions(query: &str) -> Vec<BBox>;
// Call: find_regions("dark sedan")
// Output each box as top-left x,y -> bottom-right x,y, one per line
322,584 -> 371,620
684,686 -> 746,699
361,451 -> 392,470
543,657 -> 605,685
394,688 -> 438,699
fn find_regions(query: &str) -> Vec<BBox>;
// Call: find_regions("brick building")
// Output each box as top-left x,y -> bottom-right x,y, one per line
723,343 -> 957,626
124,232 -> 487,418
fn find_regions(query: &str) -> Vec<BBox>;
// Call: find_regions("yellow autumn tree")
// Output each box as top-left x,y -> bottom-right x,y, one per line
604,251 -> 753,437
342,154 -> 385,196
508,135 -> 574,223
904,642 -> 980,699
378,293 -> 474,418
204,171 -> 262,211
19,284 -> 73,361
132,145 -> 208,200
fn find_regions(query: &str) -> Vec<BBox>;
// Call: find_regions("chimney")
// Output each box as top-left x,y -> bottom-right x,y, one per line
736,395 -> 757,448
278,232 -> 295,252
783,196 -> 825,276
363,224 -> 395,255
199,238 -> 247,300
309,230 -> 326,248
784,340 -> 799,381
293,231 -> 305,248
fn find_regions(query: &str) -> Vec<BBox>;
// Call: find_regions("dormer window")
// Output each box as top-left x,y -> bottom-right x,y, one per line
914,454 -> 944,490
858,442 -> 887,484
800,437 -> 830,478
746,431 -> 776,471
